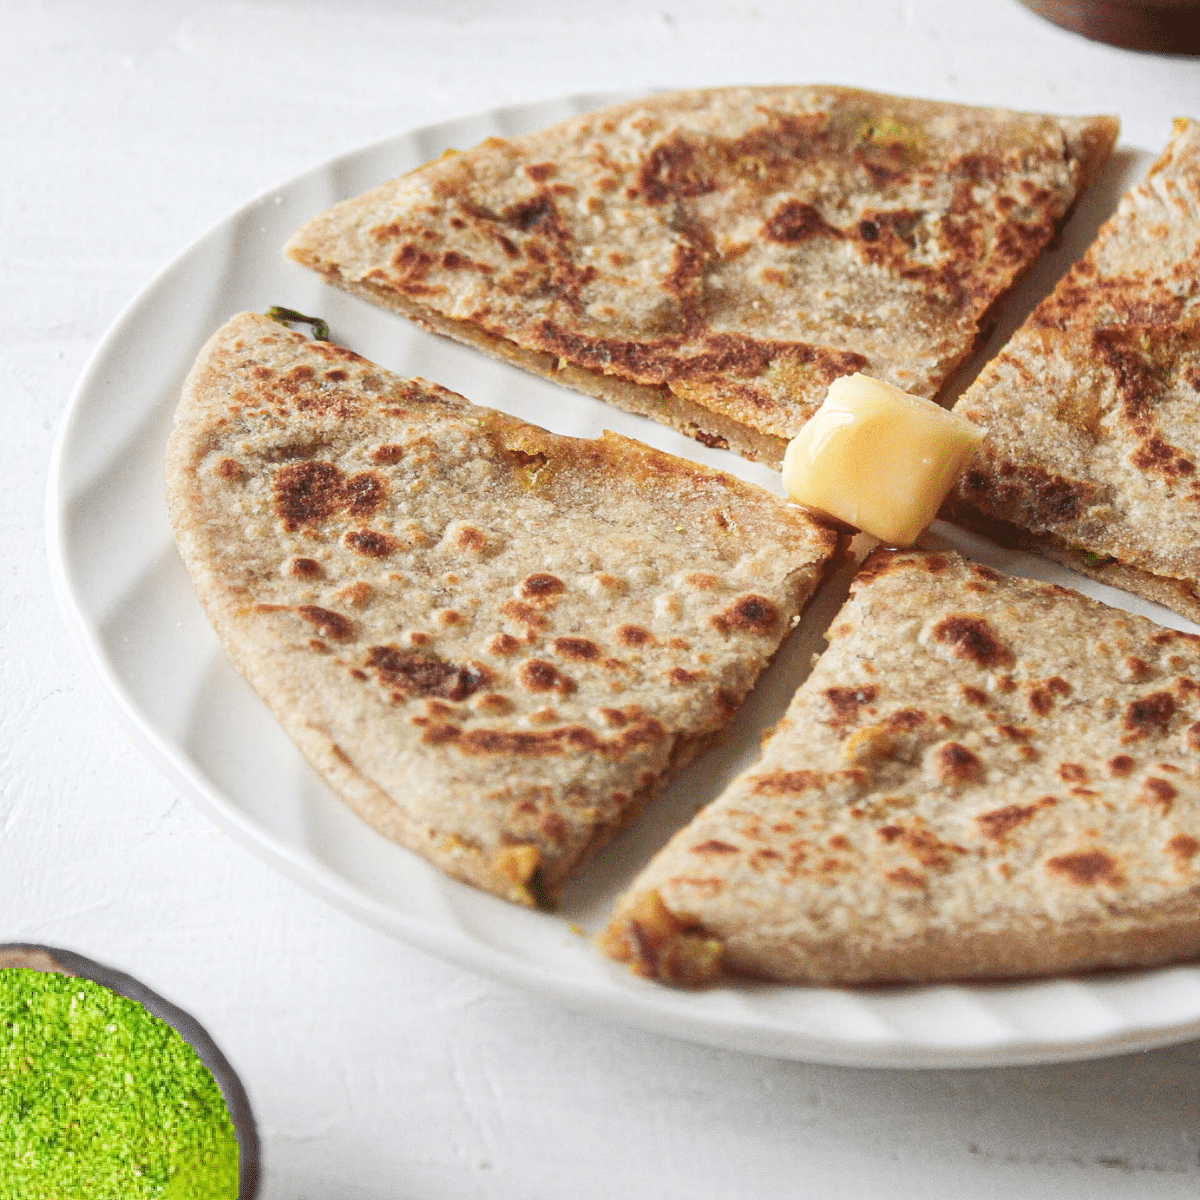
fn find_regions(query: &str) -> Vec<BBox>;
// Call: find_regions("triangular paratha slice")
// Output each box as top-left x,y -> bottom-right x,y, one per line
286,87 -> 1117,466
166,313 -> 840,906
600,549 -> 1200,985
946,119 -> 1200,623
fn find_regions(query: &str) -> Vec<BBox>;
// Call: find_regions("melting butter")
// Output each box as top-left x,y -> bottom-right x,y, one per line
781,373 -> 984,546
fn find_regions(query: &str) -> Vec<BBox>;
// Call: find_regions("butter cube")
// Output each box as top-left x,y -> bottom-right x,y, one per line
781,374 -> 984,546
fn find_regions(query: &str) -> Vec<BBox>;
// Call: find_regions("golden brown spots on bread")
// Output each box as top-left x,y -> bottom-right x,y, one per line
215,457 -> 245,481
1124,656 -> 1153,681
931,614 -> 1011,668
365,645 -> 491,701
342,471 -> 387,518
1167,834 -> 1200,865
1058,763 -> 1088,784
994,722 -> 1032,741
763,198 -> 845,243
337,581 -> 373,609
1108,754 -> 1136,776
691,839 -> 739,855
518,659 -> 575,695
932,741 -> 982,784
288,557 -> 322,578
419,722 -> 464,746
710,594 -> 780,635
1186,723 -> 1200,752
823,685 -> 878,727
684,573 -> 719,590
369,443 -> 405,464
891,824 -> 967,870
471,693 -> 513,716
1138,776 -> 1177,813
1045,850 -> 1124,887
273,461 -> 346,530
750,769 -> 823,795
457,717 -> 667,759
499,600 -> 548,631
273,461 -> 387,531
615,624 -> 653,647
488,632 -> 520,656
344,529 -> 398,558
1028,676 -> 1071,715
526,706 -> 559,725
666,667 -> 705,686
590,573 -> 627,595
296,606 -> 354,641
1123,691 -> 1176,739
552,636 -> 599,661
453,524 -> 487,553
436,609 -> 464,627
885,867 -> 926,889
855,547 -> 905,586
960,685 -> 988,706
976,797 -> 1056,841
519,573 -> 565,602
887,709 -> 926,731
405,631 -> 432,648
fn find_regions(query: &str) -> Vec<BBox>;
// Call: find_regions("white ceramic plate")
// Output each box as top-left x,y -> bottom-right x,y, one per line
48,93 -> 1200,1068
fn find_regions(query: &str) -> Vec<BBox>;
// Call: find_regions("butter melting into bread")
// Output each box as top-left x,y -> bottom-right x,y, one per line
286,87 -> 1117,466
947,119 -> 1200,623
601,549 -> 1200,985
166,313 -> 839,905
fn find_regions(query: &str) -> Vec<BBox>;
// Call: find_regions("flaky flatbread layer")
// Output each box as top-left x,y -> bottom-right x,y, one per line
166,313 -> 840,905
286,87 -> 1117,465
600,549 -> 1200,985
947,118 -> 1200,624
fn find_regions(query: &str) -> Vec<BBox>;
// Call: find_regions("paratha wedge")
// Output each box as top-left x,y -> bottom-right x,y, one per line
286,87 -> 1117,467
600,549 -> 1200,985
166,312 -> 840,906
946,119 -> 1200,624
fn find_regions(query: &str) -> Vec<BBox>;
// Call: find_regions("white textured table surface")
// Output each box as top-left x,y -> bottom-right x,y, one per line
6,2 -> 1200,1196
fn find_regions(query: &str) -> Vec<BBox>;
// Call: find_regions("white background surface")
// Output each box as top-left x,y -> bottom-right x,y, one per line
5,1 -> 1200,1196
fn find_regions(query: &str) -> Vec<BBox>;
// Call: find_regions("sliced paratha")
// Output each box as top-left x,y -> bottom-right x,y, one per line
600,549 -> 1200,985
166,312 -> 840,906
946,119 -> 1200,623
285,87 -> 1117,467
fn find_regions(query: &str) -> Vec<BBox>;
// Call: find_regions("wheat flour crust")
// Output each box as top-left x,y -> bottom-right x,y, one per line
166,312 -> 840,904
286,87 -> 1117,460
948,118 -> 1200,623
600,548 -> 1200,984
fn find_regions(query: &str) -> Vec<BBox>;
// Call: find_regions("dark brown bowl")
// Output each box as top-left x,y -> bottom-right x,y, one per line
1018,0 -> 1200,53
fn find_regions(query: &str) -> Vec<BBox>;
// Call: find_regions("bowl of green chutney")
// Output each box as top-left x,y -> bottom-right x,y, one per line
1,944 -> 258,1198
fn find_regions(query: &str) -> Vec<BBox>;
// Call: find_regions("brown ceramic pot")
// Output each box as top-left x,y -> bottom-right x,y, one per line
1018,0 -> 1200,53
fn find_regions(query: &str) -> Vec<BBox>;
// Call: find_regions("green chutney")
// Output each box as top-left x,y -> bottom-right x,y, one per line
1,968 -> 239,1199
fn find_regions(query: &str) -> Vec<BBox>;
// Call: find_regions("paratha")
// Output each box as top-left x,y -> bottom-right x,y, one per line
946,119 -> 1200,623
600,549 -> 1200,985
285,87 -> 1118,467
166,312 -> 840,905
